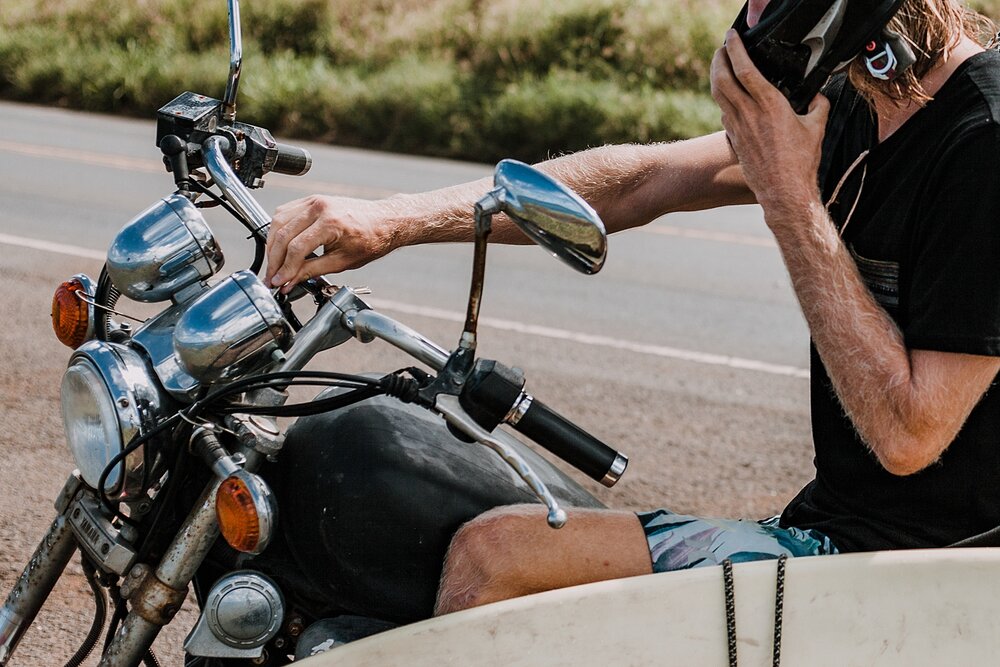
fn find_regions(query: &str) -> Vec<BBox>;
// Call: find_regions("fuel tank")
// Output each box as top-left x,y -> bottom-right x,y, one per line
266,393 -> 603,623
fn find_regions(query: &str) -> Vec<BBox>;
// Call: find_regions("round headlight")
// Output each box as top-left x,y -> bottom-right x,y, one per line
61,359 -> 122,490
60,341 -> 170,498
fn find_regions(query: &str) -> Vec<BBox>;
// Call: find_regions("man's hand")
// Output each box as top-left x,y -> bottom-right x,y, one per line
265,195 -> 396,293
710,29 -> 829,219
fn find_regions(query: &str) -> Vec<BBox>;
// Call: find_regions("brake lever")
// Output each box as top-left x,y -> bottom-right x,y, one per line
434,394 -> 567,529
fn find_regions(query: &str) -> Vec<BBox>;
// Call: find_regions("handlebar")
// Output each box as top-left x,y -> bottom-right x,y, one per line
272,143 -> 312,176
342,306 -> 628,487
457,358 -> 627,487
509,396 -> 628,487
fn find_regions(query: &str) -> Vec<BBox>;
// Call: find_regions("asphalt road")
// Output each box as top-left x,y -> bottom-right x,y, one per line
0,100 -> 816,665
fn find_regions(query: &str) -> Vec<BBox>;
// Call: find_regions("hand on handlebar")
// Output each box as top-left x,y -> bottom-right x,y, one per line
266,195 -> 397,293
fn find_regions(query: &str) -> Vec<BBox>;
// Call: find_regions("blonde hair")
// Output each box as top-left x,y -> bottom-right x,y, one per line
846,0 -> 996,105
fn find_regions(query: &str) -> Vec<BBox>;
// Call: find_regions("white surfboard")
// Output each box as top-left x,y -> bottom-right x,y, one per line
299,548 -> 1000,666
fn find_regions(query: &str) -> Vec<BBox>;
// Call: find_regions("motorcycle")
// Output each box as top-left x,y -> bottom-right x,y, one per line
0,1 -> 625,665
6,2 -> 1000,666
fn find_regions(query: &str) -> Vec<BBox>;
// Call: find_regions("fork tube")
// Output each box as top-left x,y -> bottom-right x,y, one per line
0,515 -> 78,666
98,480 -> 222,666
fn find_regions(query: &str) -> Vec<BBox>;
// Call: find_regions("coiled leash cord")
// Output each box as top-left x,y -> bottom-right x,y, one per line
722,553 -> 788,667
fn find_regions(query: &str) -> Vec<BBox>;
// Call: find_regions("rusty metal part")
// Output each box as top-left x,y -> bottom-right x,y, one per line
99,479 -> 224,664
0,514 -> 78,666
122,563 -> 188,626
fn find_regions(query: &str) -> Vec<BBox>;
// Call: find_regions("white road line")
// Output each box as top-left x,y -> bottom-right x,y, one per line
0,232 -> 809,379
370,299 -> 809,379
0,233 -> 105,261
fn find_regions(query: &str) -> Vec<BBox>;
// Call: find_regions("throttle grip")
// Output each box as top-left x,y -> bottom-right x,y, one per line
272,143 -> 312,176
459,359 -> 628,487
511,397 -> 628,487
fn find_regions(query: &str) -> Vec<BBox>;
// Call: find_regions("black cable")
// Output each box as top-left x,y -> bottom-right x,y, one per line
188,179 -> 267,275
63,553 -> 108,667
102,590 -> 128,656
97,414 -> 183,524
133,430 -> 190,566
185,371 -> 381,419
222,385 -> 383,417
142,648 -> 161,667
249,235 -> 266,275
209,371 -> 422,417
187,179 -> 266,244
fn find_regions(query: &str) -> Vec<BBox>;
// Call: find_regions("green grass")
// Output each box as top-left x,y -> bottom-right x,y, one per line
2,0 -> 997,162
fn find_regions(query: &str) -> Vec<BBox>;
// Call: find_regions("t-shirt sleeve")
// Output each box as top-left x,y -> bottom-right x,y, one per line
903,121 -> 1000,355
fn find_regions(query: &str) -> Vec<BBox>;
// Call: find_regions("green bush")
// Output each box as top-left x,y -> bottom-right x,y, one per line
10,0 -> 996,162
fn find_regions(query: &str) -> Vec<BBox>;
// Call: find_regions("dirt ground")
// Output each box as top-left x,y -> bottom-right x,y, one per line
0,245 -> 814,665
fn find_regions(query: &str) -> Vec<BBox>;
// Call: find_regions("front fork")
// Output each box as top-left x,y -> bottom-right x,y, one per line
0,511 -> 79,665
0,471 -> 226,667
98,480 -> 221,666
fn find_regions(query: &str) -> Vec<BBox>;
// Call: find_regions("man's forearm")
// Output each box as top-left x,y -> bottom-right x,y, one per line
386,133 -> 753,249
765,195 -> 996,474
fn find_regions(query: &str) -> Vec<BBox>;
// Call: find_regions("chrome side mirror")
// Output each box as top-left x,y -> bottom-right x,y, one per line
492,159 -> 606,275
458,160 -> 607,352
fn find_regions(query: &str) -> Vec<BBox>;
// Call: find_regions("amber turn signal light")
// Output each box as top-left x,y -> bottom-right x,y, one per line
52,279 -> 91,348
216,473 -> 275,554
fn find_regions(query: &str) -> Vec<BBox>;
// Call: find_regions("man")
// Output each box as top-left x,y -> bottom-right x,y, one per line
265,0 -> 1000,615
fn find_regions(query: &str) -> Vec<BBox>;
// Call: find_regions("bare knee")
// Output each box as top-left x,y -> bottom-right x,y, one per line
434,505 -> 651,616
435,504 -> 540,615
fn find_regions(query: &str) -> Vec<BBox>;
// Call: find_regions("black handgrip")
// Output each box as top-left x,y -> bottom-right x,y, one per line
513,398 -> 627,487
272,143 -> 313,176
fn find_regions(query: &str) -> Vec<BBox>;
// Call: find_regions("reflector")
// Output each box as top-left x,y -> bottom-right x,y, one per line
52,279 -> 91,348
217,476 -> 262,553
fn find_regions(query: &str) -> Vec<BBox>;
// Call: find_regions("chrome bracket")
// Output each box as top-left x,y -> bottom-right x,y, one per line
66,493 -> 137,576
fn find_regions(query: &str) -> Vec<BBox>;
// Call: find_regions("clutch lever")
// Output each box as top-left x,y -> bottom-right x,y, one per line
434,394 -> 568,529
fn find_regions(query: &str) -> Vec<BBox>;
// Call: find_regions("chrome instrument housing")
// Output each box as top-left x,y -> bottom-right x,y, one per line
173,270 -> 293,384
60,341 -> 171,498
106,194 -> 225,303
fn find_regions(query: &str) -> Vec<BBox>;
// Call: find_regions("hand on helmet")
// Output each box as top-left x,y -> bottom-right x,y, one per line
710,29 -> 829,218
265,195 -> 396,293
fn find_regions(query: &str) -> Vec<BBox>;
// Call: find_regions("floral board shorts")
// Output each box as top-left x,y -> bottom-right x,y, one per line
636,509 -> 839,573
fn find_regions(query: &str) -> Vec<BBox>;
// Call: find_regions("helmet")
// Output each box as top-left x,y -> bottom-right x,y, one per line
733,0 -> 910,112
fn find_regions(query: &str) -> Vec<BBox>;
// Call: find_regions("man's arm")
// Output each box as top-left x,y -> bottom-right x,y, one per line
265,135 -> 754,290
771,198 -> 1000,474
712,30 -> 1000,475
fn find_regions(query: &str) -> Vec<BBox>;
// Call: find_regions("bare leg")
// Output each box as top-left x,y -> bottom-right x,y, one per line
434,504 -> 652,615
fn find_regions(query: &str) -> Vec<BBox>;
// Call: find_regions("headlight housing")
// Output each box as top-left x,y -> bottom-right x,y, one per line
60,341 -> 170,498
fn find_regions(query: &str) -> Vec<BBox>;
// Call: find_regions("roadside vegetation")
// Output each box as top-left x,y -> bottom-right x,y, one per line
2,0 -> 998,162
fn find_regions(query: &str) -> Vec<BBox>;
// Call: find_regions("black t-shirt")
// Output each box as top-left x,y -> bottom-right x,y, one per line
780,50 -> 1000,552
